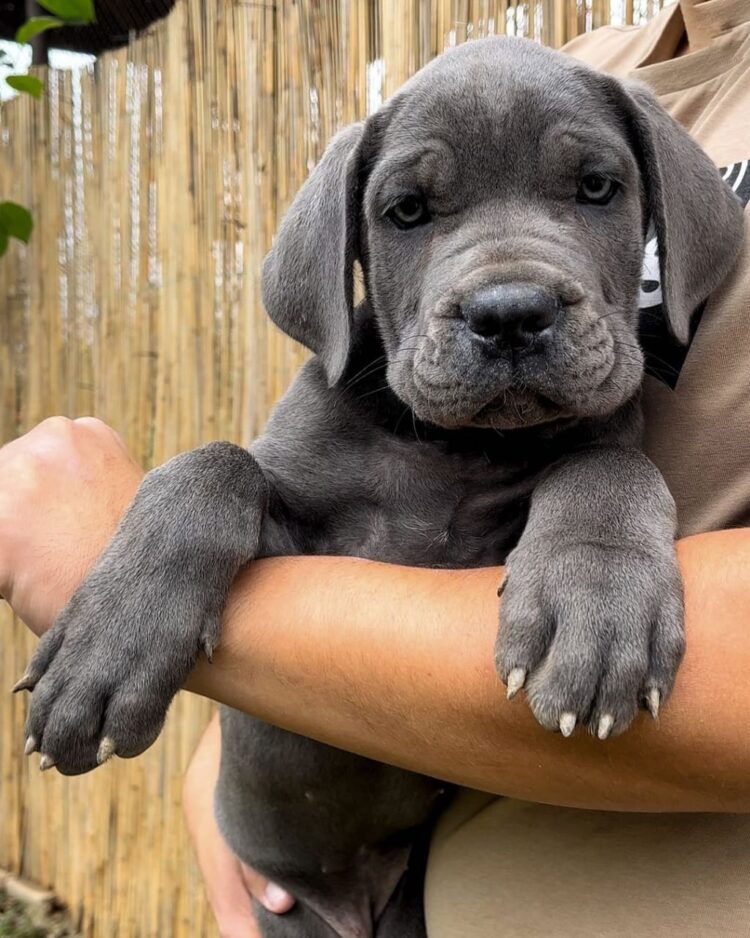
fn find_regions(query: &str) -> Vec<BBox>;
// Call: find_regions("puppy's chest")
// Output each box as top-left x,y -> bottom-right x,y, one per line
264,434 -> 541,568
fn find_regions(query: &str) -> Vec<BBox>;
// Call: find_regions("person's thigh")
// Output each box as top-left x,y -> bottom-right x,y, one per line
426,790 -> 750,937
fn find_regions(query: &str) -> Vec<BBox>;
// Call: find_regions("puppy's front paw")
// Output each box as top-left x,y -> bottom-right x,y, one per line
14,571 -> 218,775
495,539 -> 685,738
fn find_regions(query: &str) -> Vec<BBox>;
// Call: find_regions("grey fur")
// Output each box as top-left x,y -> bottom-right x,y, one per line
17,38 -> 744,938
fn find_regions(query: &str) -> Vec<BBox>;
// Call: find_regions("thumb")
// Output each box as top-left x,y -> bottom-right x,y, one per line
240,864 -> 296,914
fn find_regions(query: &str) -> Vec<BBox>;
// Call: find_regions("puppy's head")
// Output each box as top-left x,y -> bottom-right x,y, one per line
263,38 -> 743,430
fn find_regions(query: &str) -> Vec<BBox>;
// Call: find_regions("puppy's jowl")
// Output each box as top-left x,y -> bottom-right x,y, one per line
17,38 -> 744,938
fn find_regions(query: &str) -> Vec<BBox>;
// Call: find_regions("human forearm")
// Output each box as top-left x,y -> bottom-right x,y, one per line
3,421 -> 748,812
186,530 -> 750,812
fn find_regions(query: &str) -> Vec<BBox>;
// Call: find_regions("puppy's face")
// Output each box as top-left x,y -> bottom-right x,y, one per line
362,47 -> 646,429
262,39 -> 742,425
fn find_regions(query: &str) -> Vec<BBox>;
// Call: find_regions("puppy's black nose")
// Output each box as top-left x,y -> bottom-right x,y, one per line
460,283 -> 559,349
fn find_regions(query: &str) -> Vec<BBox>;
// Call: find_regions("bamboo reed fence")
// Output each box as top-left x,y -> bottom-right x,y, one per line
0,0 -> 664,934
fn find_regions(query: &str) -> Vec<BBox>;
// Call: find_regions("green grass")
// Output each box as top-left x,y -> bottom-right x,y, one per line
0,891 -> 78,938
0,897 -> 45,938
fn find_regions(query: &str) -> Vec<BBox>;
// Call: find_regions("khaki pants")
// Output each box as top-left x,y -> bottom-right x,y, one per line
425,790 -> 750,937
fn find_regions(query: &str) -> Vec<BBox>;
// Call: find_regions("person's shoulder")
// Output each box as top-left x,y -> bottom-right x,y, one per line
561,24 -> 645,72
561,4 -> 677,77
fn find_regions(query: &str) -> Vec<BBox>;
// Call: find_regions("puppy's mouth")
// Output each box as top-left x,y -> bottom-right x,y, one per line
392,300 -> 632,429
400,362 -> 574,430
472,389 -> 573,429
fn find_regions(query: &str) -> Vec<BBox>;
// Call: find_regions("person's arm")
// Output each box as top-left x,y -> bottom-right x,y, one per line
182,711 -> 295,938
186,531 -> 750,812
3,418 -> 750,811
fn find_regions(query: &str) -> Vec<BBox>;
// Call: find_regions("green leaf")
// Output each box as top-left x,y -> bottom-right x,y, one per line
15,16 -> 64,46
0,202 -> 33,243
0,227 -> 8,258
36,0 -> 95,24
5,75 -> 45,99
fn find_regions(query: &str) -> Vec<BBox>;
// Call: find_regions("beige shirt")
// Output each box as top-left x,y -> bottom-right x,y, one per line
567,1 -> 750,536
425,5 -> 750,935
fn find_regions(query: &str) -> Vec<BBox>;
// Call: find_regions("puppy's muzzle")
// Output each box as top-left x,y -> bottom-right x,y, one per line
459,282 -> 560,353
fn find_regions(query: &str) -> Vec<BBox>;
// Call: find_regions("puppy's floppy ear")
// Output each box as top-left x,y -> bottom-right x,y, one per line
619,80 -> 744,343
262,122 -> 364,386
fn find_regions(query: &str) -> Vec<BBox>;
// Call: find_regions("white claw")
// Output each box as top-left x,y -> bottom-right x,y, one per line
24,735 -> 38,756
597,714 -> 615,740
97,737 -> 116,765
39,754 -> 56,772
646,687 -> 660,720
12,673 -> 35,694
559,712 -> 577,737
506,667 -> 526,700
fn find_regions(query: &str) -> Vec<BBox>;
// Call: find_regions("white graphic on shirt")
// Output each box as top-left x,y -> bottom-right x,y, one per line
639,226 -> 662,309
639,159 -> 749,312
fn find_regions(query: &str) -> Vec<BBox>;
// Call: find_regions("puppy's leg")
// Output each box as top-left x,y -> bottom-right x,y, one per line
253,903 -> 340,938
253,852 -> 429,938
496,446 -> 685,738
375,833 -> 430,938
15,442 -> 268,775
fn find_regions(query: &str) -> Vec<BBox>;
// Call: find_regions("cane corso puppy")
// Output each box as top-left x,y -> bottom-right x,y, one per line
16,37 -> 744,938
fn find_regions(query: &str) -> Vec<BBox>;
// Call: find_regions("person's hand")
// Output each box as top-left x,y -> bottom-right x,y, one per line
183,713 -> 295,937
0,416 -> 143,636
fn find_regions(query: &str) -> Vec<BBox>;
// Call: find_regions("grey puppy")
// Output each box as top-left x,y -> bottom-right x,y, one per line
16,37 -> 743,938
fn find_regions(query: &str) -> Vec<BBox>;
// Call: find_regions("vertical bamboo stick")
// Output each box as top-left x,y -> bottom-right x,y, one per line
0,1 -> 665,934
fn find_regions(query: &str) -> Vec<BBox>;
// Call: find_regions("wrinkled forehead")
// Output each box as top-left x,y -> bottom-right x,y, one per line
368,41 -> 634,196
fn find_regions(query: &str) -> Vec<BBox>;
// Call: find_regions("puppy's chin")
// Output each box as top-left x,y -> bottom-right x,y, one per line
400,377 -> 631,433
389,340 -> 643,431
468,371 -> 643,429
401,382 -> 572,431
470,391 -> 573,430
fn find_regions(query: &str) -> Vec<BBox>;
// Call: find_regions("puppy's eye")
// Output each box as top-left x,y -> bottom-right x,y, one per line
577,174 -> 618,205
387,195 -> 431,229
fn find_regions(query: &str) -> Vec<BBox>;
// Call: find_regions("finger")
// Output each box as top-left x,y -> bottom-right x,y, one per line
262,882 -> 296,915
73,416 -> 128,451
210,901 -> 260,938
36,415 -> 73,436
211,895 -> 261,938
241,865 -> 295,914
214,911 -> 262,938
203,854 -> 261,937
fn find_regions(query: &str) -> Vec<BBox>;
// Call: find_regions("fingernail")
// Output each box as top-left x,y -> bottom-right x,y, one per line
646,687 -> 660,720
263,883 -> 292,912
24,736 -> 38,756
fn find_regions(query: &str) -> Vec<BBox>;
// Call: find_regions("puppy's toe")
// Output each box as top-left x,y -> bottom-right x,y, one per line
586,658 -> 645,740
640,589 -> 685,716
96,685 -> 169,760
523,621 -> 602,733
29,677 -> 107,775
495,579 -> 552,693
